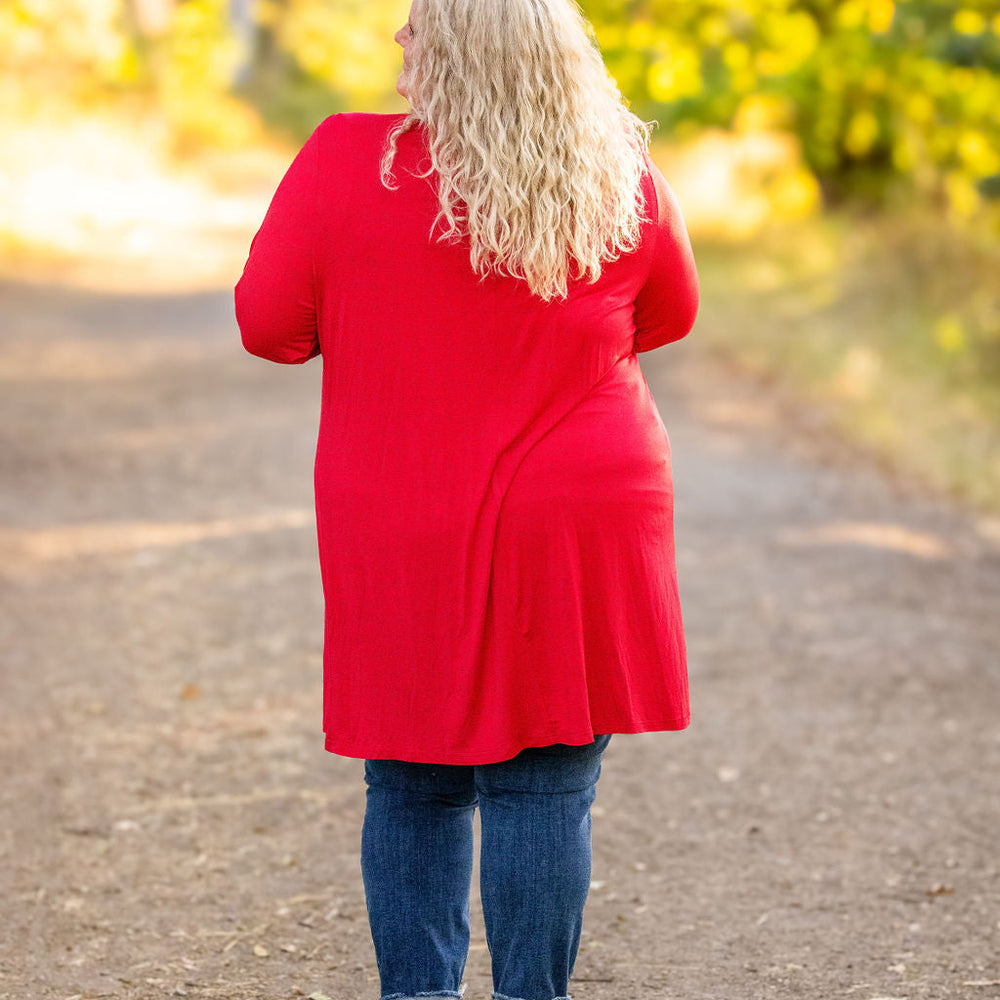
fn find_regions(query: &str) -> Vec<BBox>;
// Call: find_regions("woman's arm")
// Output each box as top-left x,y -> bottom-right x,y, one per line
235,123 -> 323,364
632,153 -> 700,354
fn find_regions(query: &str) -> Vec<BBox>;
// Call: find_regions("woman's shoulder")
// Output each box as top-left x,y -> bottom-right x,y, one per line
312,111 -> 410,140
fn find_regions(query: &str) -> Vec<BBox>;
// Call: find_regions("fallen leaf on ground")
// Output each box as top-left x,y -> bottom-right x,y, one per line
926,883 -> 955,896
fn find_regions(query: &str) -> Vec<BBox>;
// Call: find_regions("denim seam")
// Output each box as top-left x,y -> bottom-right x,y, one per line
475,785 -> 597,796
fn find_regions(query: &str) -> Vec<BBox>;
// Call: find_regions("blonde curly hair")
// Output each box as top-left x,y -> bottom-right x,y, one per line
379,0 -> 657,302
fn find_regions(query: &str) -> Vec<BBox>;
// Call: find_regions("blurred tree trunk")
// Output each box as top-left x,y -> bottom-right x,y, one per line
230,0 -> 255,87
231,0 -> 291,92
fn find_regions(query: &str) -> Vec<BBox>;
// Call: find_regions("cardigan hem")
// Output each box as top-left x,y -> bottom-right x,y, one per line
323,714 -> 691,765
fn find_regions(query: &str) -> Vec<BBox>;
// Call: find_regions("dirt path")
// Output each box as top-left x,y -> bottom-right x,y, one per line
1,267 -> 998,1000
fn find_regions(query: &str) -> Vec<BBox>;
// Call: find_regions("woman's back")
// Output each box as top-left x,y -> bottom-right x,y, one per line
236,110 -> 698,764
237,6 -> 701,998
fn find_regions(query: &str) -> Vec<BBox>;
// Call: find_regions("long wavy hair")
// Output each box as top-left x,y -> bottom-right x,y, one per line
379,0 -> 657,301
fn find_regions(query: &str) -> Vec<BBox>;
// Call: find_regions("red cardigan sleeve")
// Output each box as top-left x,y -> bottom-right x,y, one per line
235,122 -> 323,364
632,152 -> 700,354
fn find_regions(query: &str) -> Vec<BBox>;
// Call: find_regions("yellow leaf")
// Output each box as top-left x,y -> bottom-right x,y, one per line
870,0 -> 895,34
844,110 -> 880,157
935,316 -> 966,353
953,9 -> 986,35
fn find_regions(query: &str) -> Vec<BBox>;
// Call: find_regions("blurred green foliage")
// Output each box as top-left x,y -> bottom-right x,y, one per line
692,204 -> 1000,511
2,0 -> 997,218
586,0 -> 1000,220
0,0 -> 413,148
1,0 -> 261,149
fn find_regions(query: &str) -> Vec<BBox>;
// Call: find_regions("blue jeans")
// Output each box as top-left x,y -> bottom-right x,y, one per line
360,734 -> 613,1000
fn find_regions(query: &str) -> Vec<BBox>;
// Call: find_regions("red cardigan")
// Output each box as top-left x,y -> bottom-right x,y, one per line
235,112 -> 699,764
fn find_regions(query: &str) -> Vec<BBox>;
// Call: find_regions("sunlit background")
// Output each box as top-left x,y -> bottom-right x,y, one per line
2,0 -> 999,510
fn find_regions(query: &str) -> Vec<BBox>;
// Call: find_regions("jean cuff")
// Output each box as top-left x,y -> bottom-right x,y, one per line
382,986 -> 467,1000
492,993 -> 571,1000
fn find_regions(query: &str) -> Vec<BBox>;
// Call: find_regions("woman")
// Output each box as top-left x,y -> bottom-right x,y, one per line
234,0 -> 699,998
